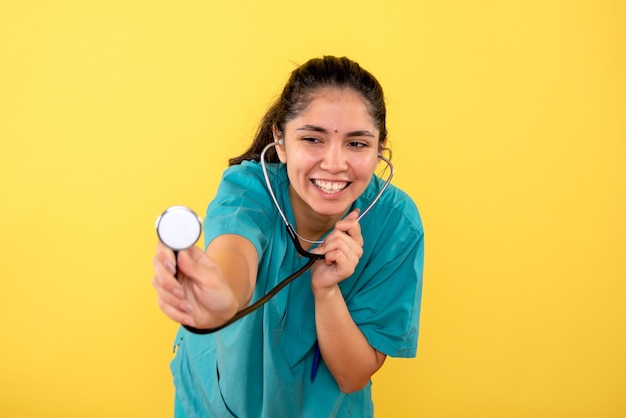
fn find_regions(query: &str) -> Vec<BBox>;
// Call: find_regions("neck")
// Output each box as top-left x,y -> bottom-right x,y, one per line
289,188 -> 345,245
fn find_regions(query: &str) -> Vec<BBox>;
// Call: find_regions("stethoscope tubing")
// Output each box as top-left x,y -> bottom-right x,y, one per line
181,257 -> 317,334
182,141 -> 394,334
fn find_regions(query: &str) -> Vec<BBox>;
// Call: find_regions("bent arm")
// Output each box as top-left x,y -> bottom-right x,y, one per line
313,284 -> 386,393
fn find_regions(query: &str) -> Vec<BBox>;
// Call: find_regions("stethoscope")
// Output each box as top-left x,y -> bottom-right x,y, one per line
156,141 -> 394,334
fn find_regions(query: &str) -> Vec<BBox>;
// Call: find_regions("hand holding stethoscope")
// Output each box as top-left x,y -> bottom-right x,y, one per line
153,206 -> 244,331
308,209 -> 364,291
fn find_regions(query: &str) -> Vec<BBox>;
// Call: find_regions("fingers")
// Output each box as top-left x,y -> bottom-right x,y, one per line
185,244 -> 209,263
154,241 -> 177,273
345,208 -> 360,220
152,278 -> 195,326
152,243 -> 178,290
176,247 -> 214,280
321,238 -> 362,275
334,209 -> 364,246
152,243 -> 196,326
312,209 -> 364,278
154,288 -> 196,327
174,248 -> 237,318
311,209 -> 363,256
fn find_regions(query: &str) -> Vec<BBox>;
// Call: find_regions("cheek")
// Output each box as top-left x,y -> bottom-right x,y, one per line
285,164 -> 304,188
355,156 -> 381,176
286,151 -> 317,172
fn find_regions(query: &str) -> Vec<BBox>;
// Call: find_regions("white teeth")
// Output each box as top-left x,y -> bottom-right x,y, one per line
313,180 -> 348,194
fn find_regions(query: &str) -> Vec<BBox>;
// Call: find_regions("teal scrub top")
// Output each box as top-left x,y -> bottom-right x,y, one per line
170,161 -> 424,418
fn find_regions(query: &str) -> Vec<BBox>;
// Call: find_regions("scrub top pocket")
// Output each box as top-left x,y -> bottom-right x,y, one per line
170,329 -> 237,418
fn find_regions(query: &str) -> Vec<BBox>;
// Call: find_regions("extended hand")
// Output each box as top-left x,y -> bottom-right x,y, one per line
152,242 -> 238,329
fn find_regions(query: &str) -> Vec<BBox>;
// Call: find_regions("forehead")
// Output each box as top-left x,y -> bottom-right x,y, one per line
290,88 -> 377,127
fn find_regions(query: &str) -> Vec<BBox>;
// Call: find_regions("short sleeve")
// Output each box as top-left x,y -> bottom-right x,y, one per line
345,192 -> 424,358
203,162 -> 275,258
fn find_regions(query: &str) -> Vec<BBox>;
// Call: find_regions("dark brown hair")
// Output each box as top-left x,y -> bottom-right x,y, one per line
229,56 -> 387,166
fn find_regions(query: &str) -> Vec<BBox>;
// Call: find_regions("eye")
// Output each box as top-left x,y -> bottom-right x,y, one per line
348,140 -> 370,148
302,136 -> 321,144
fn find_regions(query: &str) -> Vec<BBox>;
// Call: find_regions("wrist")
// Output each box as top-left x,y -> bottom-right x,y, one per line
312,283 -> 340,302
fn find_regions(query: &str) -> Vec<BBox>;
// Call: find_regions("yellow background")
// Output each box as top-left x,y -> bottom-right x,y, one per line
1,1 -> 624,417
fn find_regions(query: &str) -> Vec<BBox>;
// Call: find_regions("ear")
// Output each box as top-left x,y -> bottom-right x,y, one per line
273,125 -> 287,164
378,134 -> 388,156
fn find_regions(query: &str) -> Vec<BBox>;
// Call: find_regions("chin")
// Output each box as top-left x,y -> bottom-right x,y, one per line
310,202 -> 353,218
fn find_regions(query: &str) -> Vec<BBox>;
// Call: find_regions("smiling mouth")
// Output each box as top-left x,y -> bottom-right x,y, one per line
312,179 -> 350,194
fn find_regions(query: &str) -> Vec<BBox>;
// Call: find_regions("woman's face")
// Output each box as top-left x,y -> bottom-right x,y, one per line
275,88 -> 383,225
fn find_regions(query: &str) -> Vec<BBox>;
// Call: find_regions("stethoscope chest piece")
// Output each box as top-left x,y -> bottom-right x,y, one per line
156,206 -> 202,251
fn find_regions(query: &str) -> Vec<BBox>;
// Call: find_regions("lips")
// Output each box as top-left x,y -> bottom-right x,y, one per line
312,179 -> 349,194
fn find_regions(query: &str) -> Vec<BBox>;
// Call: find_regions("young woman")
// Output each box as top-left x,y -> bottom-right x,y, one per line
152,56 -> 424,417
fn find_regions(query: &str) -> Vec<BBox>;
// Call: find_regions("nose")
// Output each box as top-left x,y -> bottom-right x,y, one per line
319,143 -> 348,173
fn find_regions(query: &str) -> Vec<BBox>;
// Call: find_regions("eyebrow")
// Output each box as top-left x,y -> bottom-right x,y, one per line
296,124 -> 376,138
